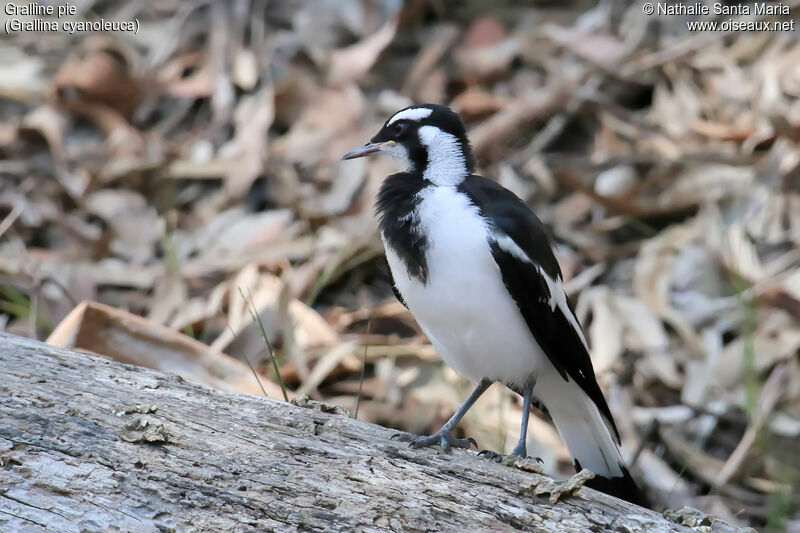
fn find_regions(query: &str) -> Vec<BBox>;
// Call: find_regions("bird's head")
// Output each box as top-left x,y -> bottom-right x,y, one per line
342,104 -> 474,186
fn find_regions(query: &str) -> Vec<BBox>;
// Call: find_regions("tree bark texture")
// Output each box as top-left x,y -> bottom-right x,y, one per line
0,333 -> 753,532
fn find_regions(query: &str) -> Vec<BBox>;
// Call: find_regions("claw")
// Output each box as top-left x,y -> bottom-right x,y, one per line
391,430 -> 477,452
478,450 -> 503,462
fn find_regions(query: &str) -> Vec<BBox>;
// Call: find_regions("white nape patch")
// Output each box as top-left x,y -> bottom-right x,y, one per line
387,107 -> 433,125
492,231 -> 589,351
418,125 -> 467,186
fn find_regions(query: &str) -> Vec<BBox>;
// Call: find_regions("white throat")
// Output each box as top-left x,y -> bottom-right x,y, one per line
382,142 -> 413,172
418,125 -> 467,187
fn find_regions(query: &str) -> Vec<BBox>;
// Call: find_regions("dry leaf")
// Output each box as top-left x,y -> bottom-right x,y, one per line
47,301 -> 284,397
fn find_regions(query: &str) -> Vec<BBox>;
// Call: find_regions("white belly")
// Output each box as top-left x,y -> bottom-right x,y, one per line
383,186 -> 547,387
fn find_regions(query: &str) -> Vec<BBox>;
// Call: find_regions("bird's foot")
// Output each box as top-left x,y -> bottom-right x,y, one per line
478,449 -> 503,462
478,450 -> 543,472
511,441 -> 527,458
391,430 -> 477,453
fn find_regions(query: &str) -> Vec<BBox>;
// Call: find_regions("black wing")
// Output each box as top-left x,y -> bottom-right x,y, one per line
458,175 -> 619,441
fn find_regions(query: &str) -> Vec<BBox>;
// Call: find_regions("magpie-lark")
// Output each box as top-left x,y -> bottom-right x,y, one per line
342,104 -> 644,506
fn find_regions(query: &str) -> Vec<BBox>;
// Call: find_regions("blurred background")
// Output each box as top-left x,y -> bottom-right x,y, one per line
1,0 -> 799,529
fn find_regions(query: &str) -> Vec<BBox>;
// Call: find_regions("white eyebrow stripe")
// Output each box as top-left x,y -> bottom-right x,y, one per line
387,107 -> 433,125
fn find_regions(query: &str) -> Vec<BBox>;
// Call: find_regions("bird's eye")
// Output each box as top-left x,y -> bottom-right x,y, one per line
392,122 -> 408,136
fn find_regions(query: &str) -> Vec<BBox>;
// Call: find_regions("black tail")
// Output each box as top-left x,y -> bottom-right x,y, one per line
534,368 -> 649,508
581,462 -> 648,507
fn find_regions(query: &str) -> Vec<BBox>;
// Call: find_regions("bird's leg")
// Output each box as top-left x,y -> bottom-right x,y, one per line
480,379 -> 542,463
510,380 -> 534,457
393,378 -> 491,452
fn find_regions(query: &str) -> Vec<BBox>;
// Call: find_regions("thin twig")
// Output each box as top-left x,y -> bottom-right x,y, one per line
39,277 -> 79,308
239,287 -> 289,402
630,419 -> 659,468
225,321 -> 269,399
0,202 -> 23,240
29,280 -> 39,340
354,318 -> 370,420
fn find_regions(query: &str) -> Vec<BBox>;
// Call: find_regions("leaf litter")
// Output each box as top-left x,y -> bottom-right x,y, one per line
0,1 -> 798,528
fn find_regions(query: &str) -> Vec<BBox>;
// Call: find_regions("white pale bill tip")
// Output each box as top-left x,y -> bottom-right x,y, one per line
341,140 -> 395,160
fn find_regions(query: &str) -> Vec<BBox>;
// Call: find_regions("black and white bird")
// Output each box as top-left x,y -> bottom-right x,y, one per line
342,104 -> 644,506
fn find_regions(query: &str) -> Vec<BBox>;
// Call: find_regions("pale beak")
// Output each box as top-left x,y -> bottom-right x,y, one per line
341,140 -> 395,160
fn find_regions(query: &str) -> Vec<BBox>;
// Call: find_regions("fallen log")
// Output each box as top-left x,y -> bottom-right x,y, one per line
0,333 -> 751,532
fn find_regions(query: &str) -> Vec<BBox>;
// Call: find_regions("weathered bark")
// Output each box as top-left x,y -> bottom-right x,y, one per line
0,333 -> 750,532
